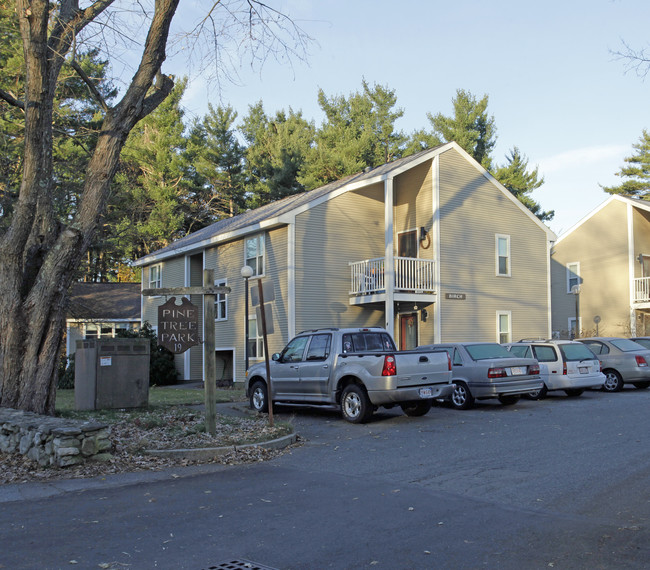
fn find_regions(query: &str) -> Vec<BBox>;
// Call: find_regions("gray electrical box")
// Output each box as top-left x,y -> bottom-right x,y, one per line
75,338 -> 150,410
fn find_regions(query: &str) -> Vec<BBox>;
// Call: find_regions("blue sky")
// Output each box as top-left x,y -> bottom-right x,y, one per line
169,0 -> 650,237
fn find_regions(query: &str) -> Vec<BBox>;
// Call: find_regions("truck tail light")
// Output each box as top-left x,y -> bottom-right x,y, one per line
382,355 -> 397,376
635,355 -> 648,367
488,367 -> 507,378
529,363 -> 540,375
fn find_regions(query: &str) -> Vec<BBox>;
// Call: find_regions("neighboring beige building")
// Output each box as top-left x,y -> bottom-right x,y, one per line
135,143 -> 556,384
551,195 -> 650,338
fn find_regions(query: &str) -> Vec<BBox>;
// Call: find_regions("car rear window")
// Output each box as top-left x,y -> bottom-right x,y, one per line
633,338 -> 650,349
342,332 -> 396,353
610,339 -> 647,352
465,343 -> 514,360
559,343 -> 597,361
532,345 -> 557,362
508,345 -> 531,358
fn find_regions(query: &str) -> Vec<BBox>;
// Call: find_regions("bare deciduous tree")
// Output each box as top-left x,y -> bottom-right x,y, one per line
0,0 -> 309,414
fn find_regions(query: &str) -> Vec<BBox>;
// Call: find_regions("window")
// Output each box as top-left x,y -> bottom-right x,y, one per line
567,262 -> 580,293
245,234 -> 265,276
281,336 -> 309,362
214,278 -> 227,321
398,230 -> 418,258
497,311 -> 511,343
568,317 -> 581,339
149,264 -> 162,289
531,345 -> 558,362
85,323 -> 99,339
248,317 -> 264,359
306,334 -> 332,361
496,235 -> 511,276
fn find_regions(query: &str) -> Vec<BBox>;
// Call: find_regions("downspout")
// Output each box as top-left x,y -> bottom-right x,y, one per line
547,239 -> 553,338
627,203 -> 636,336
385,177 -> 395,337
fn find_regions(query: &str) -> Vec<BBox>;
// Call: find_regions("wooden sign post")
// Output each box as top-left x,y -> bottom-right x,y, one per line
142,272 -> 230,436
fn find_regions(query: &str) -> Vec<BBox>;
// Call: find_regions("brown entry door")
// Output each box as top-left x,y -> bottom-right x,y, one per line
400,313 -> 418,351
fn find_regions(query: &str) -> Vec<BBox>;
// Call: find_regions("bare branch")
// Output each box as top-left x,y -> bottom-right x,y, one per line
612,39 -> 650,78
0,88 -> 24,110
69,59 -> 109,112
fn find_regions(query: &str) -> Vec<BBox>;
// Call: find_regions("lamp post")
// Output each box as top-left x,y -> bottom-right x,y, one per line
241,265 -> 254,371
571,284 -> 581,338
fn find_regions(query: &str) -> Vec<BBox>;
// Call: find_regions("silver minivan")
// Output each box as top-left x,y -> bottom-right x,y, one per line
503,340 -> 604,399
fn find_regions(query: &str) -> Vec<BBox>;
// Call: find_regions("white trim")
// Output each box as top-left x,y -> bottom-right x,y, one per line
546,238 -> 553,338
184,255 -> 192,381
496,310 -> 512,343
432,155 -> 442,342
384,177 -> 395,336
287,220 -> 296,339
495,234 -> 511,277
628,202 -> 636,336
566,261 -> 581,293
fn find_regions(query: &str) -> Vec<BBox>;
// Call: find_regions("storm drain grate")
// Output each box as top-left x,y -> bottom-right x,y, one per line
205,560 -> 278,570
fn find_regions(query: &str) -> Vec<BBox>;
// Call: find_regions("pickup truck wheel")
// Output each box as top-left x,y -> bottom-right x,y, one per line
450,382 -> 474,410
400,400 -> 433,417
497,394 -> 520,406
341,384 -> 373,424
249,380 -> 269,413
564,388 -> 584,397
524,384 -> 547,400
602,370 -> 624,392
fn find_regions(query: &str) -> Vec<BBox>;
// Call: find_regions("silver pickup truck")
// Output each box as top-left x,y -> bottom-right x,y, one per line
245,327 -> 454,423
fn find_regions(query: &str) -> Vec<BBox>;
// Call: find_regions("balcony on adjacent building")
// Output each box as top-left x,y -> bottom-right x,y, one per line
634,277 -> 650,304
349,257 -> 436,305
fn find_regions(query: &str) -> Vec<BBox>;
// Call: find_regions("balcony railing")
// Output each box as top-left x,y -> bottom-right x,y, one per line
349,257 -> 436,296
634,277 -> 650,303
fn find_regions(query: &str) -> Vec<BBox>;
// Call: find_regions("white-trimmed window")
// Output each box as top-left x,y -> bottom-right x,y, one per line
214,278 -> 227,321
568,317 -> 581,339
497,311 -> 512,343
248,316 -> 264,359
567,262 -> 580,293
149,264 -> 162,288
496,234 -> 511,277
245,234 -> 265,276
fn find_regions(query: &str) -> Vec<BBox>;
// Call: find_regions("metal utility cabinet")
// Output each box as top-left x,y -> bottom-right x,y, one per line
75,338 -> 150,410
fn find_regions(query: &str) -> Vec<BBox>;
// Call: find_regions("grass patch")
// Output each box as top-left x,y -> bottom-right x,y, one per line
55,385 -> 246,414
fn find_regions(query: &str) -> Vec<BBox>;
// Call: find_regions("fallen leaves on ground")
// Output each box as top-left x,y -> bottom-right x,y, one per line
0,407 -> 298,485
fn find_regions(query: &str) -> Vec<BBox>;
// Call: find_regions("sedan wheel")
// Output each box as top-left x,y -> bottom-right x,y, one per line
602,370 -> 624,392
450,382 -> 474,410
524,384 -> 548,400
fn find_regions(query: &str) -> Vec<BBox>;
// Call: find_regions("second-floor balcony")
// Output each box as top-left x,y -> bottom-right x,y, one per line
349,257 -> 436,304
634,277 -> 650,303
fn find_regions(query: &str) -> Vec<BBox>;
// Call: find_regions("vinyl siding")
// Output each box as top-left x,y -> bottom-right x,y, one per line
552,200 -> 630,337
295,184 -> 385,332
437,148 -> 549,342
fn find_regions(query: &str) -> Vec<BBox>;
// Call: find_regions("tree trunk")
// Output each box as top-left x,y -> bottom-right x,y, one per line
0,0 -> 179,414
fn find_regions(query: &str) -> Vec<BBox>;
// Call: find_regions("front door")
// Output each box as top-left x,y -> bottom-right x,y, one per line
400,313 -> 419,350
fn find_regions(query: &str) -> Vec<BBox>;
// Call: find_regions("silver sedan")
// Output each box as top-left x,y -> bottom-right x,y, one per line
578,337 -> 650,392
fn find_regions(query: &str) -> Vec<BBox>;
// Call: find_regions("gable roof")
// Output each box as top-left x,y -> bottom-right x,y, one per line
554,195 -> 650,245
67,282 -> 141,321
135,142 -> 555,266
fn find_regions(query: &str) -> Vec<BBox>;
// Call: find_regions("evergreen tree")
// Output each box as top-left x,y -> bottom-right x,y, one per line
494,147 -> 554,222
241,101 -> 314,207
186,104 -> 246,223
602,130 -> 650,198
427,88 -> 496,170
300,81 -> 405,188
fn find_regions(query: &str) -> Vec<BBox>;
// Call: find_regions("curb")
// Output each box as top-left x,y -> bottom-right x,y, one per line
143,432 -> 299,461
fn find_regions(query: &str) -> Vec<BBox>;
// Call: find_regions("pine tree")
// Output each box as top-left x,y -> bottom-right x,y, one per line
494,147 -> 554,222
602,130 -> 650,198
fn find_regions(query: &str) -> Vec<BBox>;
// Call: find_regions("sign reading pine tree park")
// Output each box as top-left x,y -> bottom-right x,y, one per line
157,297 -> 200,354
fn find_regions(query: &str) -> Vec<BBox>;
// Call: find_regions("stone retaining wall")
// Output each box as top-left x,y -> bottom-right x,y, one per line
0,408 -> 112,467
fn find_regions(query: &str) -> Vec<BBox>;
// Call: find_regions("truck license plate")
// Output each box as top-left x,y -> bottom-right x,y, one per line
510,367 -> 524,375
419,387 -> 433,398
